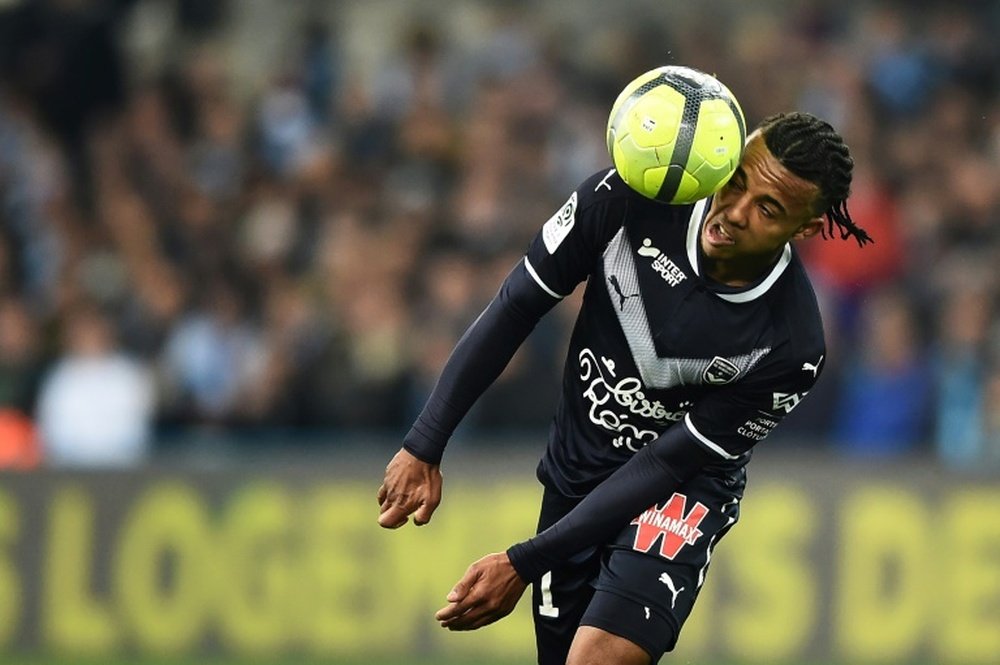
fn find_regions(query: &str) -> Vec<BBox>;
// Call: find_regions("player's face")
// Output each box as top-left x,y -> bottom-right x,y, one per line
701,131 -> 824,282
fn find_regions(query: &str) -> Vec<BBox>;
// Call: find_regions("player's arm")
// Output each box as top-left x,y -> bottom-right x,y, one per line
436,353 -> 823,630
505,352 -> 822,581
378,170 -> 627,529
435,421 -> 719,629
377,261 -> 559,529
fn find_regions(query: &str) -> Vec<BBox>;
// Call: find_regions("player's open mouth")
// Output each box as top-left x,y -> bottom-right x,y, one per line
704,219 -> 735,247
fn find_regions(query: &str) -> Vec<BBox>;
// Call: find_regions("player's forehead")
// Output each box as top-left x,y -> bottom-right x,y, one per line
739,131 -> 821,215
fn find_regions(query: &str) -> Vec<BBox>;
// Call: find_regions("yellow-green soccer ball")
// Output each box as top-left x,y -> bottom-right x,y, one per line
607,66 -> 746,204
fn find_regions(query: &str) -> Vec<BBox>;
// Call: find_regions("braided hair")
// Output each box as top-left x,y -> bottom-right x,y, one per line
758,112 -> 873,246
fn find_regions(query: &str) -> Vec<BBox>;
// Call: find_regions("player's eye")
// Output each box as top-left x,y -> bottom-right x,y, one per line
758,203 -> 774,218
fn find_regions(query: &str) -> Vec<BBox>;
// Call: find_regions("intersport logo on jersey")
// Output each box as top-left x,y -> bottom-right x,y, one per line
630,493 -> 709,559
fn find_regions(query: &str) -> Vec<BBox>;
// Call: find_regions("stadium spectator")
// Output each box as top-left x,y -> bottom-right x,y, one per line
831,289 -> 933,457
0,0 -> 989,461
159,283 -> 267,426
932,285 -> 995,469
36,303 -> 155,467
0,297 -> 43,469
0,297 -> 43,416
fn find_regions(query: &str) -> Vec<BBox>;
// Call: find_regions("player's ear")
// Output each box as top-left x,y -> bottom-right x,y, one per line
792,217 -> 824,241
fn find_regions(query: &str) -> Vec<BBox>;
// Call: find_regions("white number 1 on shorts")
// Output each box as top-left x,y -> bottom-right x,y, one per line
538,571 -> 560,618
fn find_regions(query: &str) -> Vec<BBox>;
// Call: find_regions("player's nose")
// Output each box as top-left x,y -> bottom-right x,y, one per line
726,196 -> 751,228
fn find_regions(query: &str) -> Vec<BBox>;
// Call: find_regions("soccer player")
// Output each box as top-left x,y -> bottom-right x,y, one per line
377,111 -> 871,665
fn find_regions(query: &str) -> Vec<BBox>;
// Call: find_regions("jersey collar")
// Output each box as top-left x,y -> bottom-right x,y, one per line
685,197 -> 793,304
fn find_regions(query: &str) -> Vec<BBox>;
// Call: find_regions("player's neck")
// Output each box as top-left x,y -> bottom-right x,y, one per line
702,250 -> 782,288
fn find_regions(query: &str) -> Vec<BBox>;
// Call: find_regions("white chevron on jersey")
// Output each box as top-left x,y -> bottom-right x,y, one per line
603,226 -> 770,389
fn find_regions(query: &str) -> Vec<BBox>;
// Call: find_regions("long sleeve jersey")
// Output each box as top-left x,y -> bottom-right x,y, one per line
403,168 -> 825,582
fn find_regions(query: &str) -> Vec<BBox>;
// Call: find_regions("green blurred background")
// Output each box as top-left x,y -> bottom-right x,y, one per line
2,449 -> 997,664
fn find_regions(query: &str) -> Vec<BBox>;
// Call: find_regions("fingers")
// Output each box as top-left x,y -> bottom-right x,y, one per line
434,568 -> 485,629
376,449 -> 443,529
378,487 -> 439,528
377,502 -> 411,529
434,585 -> 483,627
456,611 -> 502,631
412,495 -> 440,526
434,568 -> 474,617
378,493 -> 439,529
436,603 -> 483,630
435,595 -> 501,631
376,483 -> 420,528
434,553 -> 526,631
434,597 -> 470,623
446,575 -> 471,603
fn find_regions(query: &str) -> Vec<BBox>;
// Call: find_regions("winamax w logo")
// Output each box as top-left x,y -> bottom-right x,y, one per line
630,493 -> 709,559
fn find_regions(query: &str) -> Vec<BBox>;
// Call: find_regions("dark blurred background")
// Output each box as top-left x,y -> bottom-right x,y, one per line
0,0 -> 997,470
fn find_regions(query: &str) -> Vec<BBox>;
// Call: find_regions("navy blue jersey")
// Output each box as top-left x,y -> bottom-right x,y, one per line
524,168 -> 825,498
403,167 -> 827,581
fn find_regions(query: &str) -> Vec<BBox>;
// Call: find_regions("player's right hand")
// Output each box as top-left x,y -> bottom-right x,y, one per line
377,447 -> 442,529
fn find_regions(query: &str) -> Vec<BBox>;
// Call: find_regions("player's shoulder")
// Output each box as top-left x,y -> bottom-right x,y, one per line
771,252 -> 826,358
574,167 -> 685,231
576,167 -> 644,206
556,168 -> 701,251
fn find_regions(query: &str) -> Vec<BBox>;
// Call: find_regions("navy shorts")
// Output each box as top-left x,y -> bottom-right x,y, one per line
530,467 -> 745,664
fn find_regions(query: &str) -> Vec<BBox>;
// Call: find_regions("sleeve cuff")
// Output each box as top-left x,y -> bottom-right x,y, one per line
401,420 -> 447,465
506,540 -> 550,585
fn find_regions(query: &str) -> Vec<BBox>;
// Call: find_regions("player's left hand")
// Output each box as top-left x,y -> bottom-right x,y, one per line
435,552 -> 527,631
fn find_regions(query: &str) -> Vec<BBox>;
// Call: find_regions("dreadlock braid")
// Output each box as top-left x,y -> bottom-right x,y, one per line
758,112 -> 873,246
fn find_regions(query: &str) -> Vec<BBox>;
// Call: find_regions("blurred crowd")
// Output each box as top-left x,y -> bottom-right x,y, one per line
0,0 -> 998,470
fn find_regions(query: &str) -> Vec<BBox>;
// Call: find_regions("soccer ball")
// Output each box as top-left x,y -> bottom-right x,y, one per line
606,66 -> 746,204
